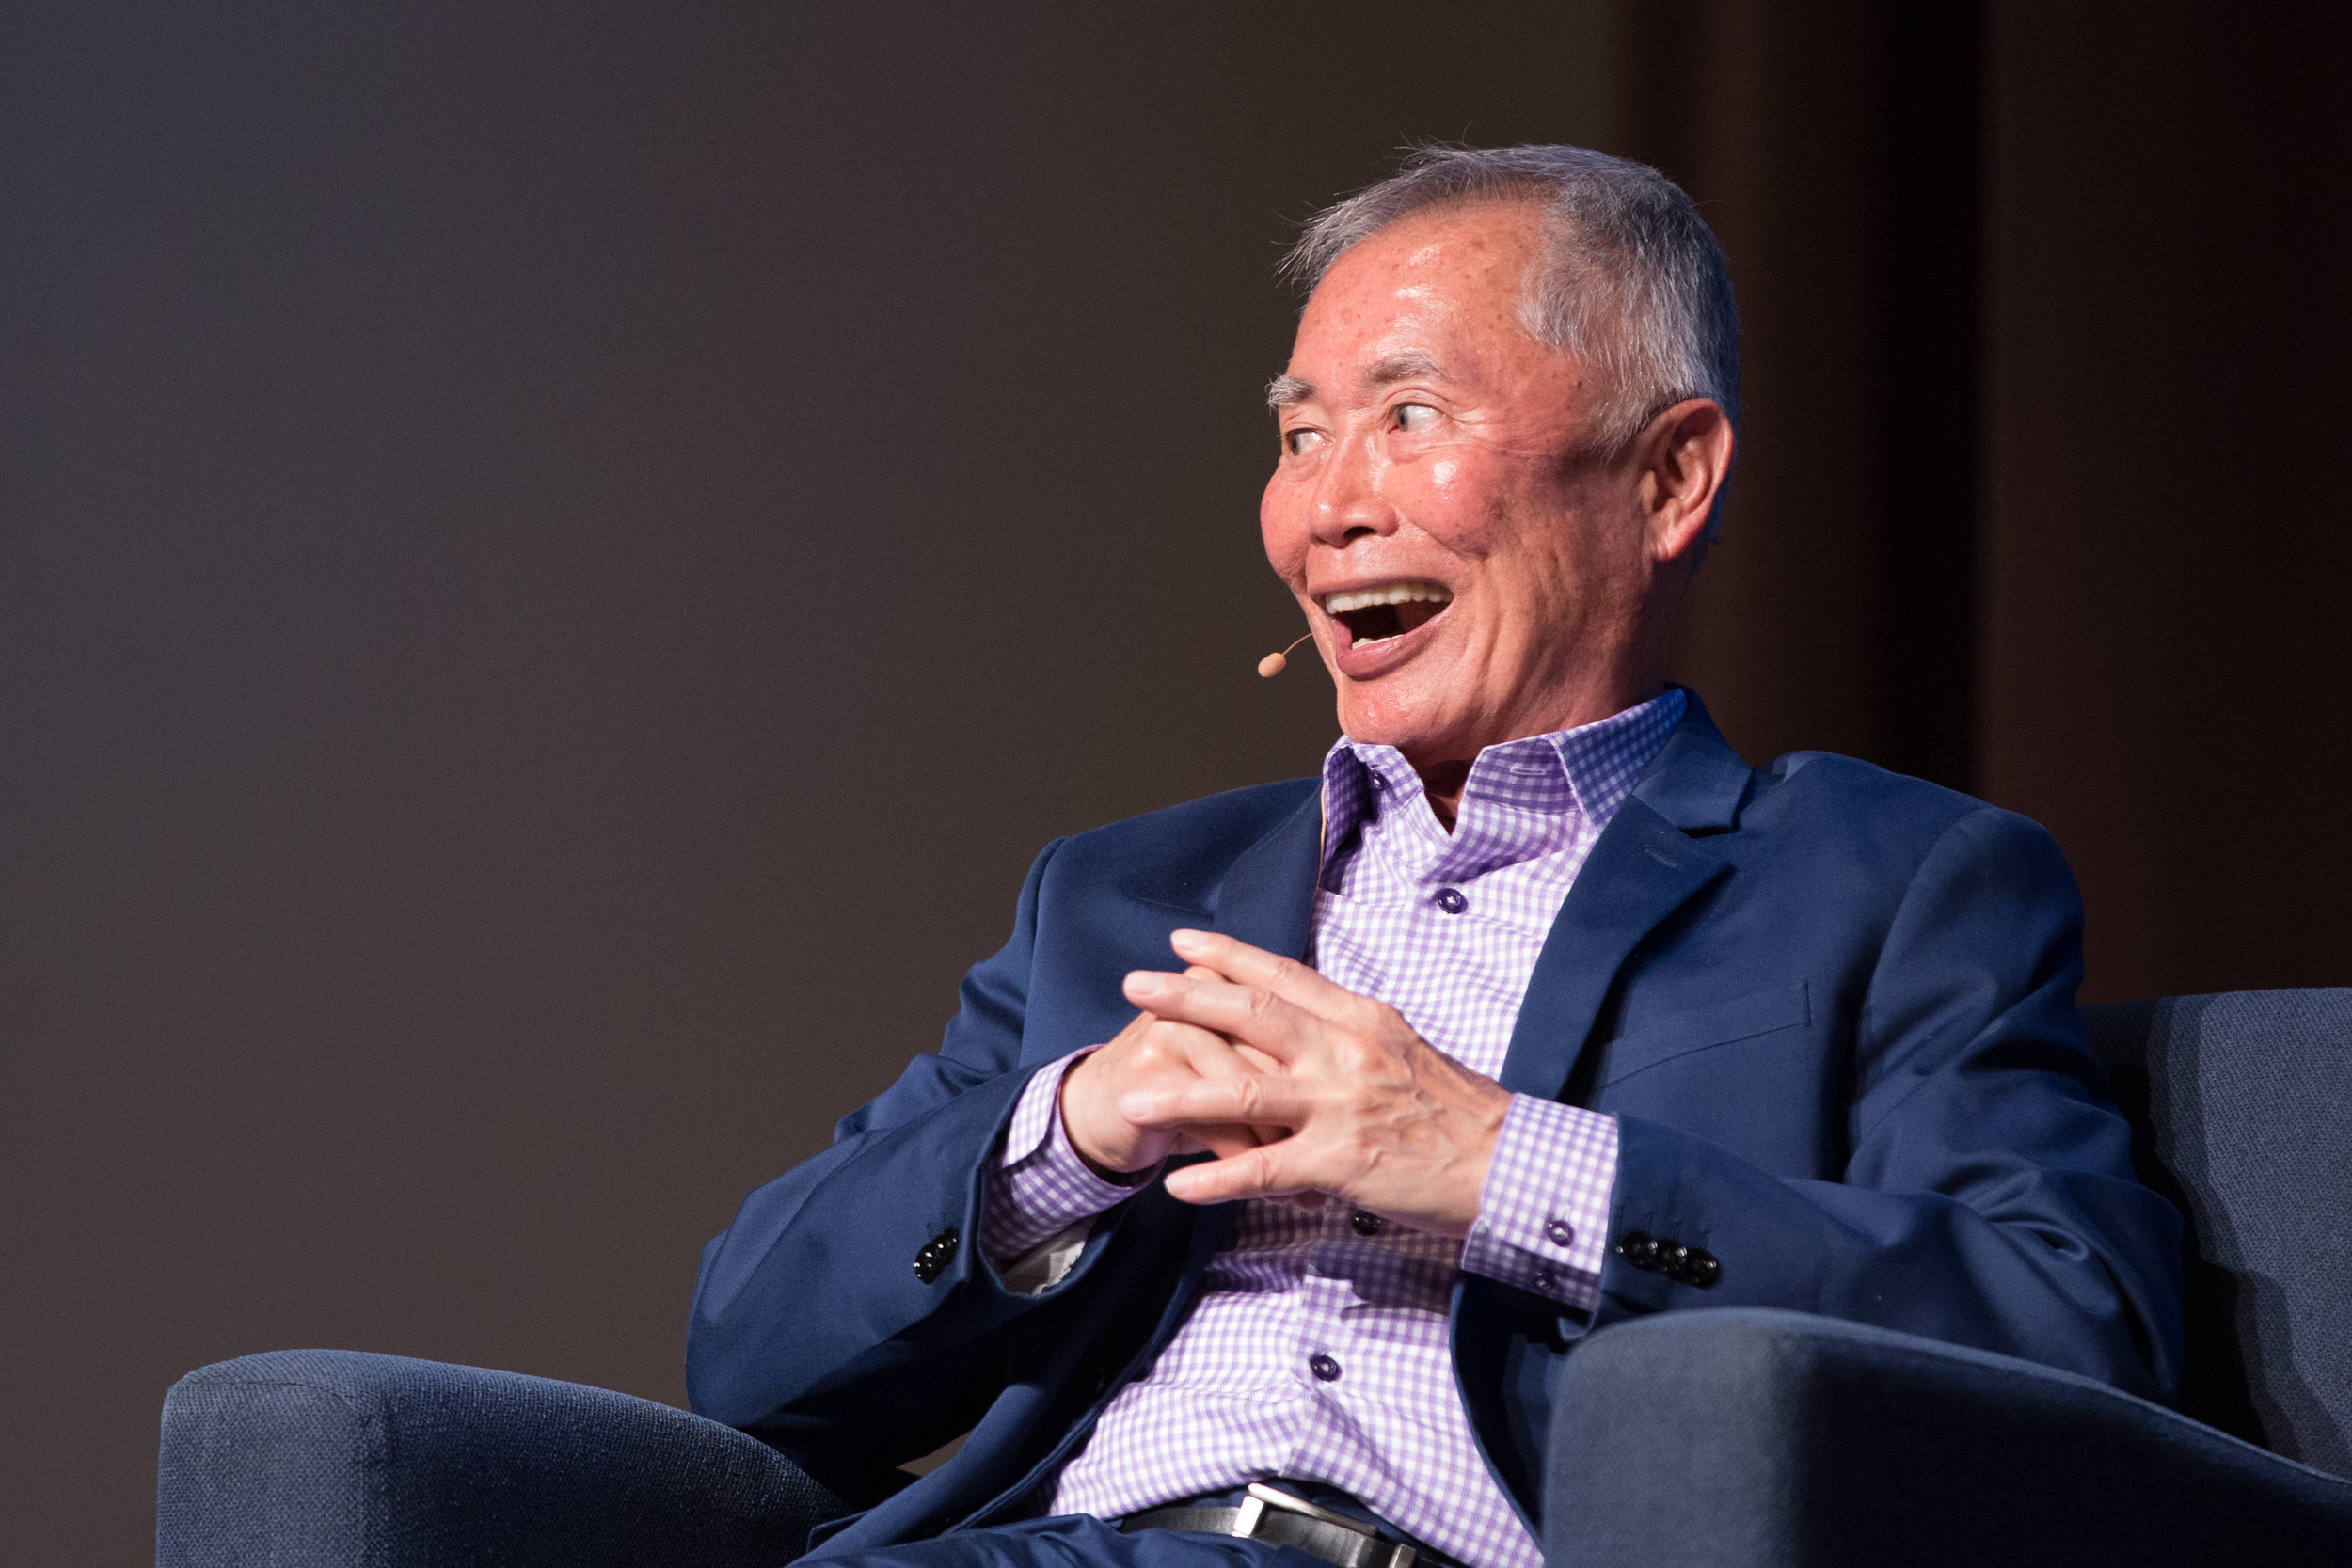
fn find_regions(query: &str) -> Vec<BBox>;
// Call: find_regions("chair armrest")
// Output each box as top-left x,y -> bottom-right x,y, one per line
159,1349 -> 849,1567
1544,1308 -> 2352,1568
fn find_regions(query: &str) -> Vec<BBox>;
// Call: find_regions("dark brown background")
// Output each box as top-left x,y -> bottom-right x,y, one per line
3,4 -> 2345,1561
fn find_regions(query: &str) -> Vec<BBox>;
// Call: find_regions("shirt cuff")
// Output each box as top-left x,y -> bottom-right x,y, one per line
1458,1095 -> 1618,1309
980,1049 -> 1154,1266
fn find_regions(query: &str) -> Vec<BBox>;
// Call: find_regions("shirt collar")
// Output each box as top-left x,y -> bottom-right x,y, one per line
1318,687 -> 1689,887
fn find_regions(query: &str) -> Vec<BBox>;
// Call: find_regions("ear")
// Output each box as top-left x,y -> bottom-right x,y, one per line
1635,398 -> 1736,563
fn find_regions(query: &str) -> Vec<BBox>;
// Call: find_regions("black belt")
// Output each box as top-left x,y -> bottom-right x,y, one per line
1122,1482 -> 1418,1568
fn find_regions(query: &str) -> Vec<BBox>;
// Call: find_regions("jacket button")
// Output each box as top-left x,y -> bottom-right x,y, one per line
914,1225 -> 961,1283
1350,1211 -> 1383,1237
1656,1238 -> 1690,1275
1616,1230 -> 1656,1270
1680,1248 -> 1721,1288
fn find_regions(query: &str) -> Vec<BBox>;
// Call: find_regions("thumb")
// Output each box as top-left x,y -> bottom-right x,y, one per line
1163,1141 -> 1303,1206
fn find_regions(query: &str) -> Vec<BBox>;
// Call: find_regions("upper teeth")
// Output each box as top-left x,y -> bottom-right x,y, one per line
1323,581 -> 1453,614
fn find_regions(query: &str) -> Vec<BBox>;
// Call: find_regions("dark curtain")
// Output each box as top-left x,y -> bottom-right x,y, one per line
1622,0 -> 2352,1002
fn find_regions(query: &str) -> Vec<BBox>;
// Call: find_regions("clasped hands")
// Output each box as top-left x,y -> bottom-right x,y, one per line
1058,928 -> 1511,1238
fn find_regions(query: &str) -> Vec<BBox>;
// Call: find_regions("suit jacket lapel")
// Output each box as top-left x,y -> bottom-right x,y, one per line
1497,703 -> 1752,1101
1194,707 -> 1753,1100
1207,785 -> 1323,960
1137,785 -> 1318,1290
1623,691 -> 1754,832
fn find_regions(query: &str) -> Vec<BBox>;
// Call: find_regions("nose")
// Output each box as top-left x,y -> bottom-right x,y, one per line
1305,431 -> 1398,546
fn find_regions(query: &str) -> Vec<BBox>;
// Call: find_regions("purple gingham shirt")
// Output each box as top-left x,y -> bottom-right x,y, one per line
980,689 -> 1688,1568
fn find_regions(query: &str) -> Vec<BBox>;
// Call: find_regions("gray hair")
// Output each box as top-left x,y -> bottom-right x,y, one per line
1281,144 -> 1740,467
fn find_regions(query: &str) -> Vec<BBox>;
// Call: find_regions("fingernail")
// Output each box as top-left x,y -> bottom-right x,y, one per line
1170,928 -> 1206,951
1125,971 -> 1167,998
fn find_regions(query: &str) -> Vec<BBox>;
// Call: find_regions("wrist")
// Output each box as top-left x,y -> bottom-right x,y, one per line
1077,1147 -> 1158,1186
1059,1053 -> 1159,1183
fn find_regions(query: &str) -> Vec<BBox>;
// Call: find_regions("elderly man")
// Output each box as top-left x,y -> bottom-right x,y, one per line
686,146 -> 2180,1568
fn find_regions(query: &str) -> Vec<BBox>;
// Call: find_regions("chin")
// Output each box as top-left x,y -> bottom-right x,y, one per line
1333,691 -> 1454,754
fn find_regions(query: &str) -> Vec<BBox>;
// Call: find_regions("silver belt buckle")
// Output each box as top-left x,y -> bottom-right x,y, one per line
1236,1483 -> 1416,1568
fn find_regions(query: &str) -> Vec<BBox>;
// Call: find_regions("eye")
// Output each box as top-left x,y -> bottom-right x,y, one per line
1392,402 -> 1440,433
1283,427 -> 1326,457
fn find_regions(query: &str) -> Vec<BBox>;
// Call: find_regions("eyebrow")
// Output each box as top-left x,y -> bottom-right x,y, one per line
1366,351 -> 1449,387
1264,353 -> 1453,412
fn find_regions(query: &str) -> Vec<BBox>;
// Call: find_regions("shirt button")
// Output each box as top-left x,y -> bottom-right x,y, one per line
1434,887 -> 1468,914
1309,1354 -> 1343,1382
1369,772 -> 1388,790
1544,1217 -> 1575,1247
1350,1211 -> 1383,1237
1533,1267 -> 1558,1293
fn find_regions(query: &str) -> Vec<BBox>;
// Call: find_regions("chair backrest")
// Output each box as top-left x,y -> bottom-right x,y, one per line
2083,990 -> 2352,1481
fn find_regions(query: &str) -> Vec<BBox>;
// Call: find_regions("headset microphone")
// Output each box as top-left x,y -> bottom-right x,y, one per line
1257,633 -> 1314,679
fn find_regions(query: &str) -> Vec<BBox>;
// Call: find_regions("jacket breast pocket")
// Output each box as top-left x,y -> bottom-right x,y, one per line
1595,981 -> 1813,1091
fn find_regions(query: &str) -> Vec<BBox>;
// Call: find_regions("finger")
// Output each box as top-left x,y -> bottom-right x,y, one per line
1119,1075 -> 1311,1131
1163,1141 -> 1317,1206
1123,1011 -> 1248,1071
1168,929 -> 1362,1022
1175,1017 -> 1267,1082
1168,1126 -> 1271,1158
1232,1042 -> 1284,1074
1194,1123 -> 1278,1157
1174,1016 -> 1286,1152
1122,970 -> 1320,1061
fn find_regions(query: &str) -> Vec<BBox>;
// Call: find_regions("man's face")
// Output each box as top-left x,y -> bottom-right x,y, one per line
1262,201 -> 1663,766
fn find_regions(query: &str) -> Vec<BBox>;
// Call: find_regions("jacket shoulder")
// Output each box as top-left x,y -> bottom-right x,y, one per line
1758,750 -> 1995,827
1745,749 -> 2064,871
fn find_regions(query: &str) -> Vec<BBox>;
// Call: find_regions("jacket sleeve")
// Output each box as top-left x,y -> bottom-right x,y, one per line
684,837 -> 1135,1478
1600,806 -> 2185,1401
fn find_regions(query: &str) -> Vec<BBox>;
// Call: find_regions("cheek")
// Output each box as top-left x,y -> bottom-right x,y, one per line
1397,448 -> 1511,554
1260,476 -> 1307,579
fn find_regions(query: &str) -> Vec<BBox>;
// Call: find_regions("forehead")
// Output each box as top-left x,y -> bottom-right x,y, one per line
1289,201 -> 1548,388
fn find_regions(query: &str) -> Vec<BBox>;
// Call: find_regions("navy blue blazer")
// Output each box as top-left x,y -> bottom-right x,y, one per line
687,698 -> 2184,1552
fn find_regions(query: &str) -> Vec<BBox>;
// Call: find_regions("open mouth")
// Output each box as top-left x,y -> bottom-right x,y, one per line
1322,581 -> 1453,648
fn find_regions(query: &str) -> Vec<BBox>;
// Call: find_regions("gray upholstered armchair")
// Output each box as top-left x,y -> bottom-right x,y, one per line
157,990 -> 2352,1566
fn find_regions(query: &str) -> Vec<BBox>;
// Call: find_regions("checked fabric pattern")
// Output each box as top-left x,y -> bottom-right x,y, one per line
981,689 -> 1687,1568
